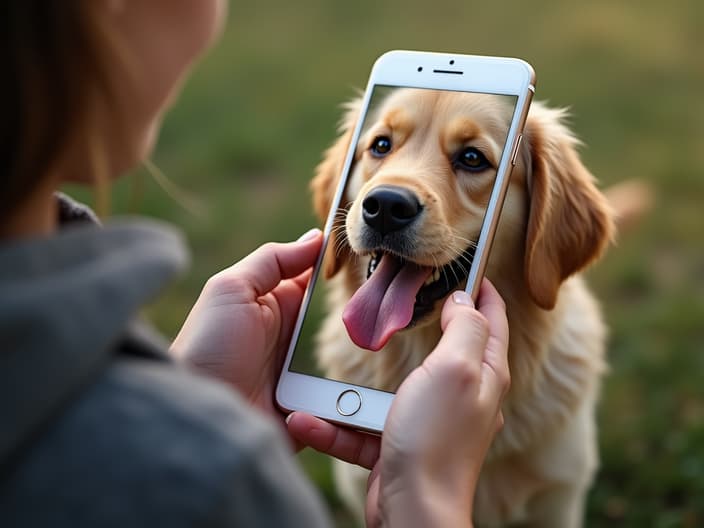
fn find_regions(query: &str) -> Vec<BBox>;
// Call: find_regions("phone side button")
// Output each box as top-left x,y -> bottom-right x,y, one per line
510,134 -> 523,166
336,389 -> 362,416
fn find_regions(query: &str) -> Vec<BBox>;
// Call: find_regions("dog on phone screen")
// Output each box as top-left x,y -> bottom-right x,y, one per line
311,87 -> 626,527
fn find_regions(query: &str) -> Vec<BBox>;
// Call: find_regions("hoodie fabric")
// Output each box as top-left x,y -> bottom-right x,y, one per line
0,195 -> 330,527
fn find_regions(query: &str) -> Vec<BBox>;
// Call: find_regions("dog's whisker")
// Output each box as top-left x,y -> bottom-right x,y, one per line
443,243 -> 470,264
333,236 -> 348,259
430,255 -> 440,275
449,232 -> 473,244
456,251 -> 473,268
331,226 -> 347,240
448,261 -> 463,288
333,212 -> 349,224
455,261 -> 470,280
448,232 -> 478,251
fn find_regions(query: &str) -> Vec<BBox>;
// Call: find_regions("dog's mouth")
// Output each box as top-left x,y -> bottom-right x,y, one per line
342,246 -> 475,351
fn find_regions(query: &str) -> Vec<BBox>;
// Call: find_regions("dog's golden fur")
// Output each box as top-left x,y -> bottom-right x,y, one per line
312,88 -> 616,527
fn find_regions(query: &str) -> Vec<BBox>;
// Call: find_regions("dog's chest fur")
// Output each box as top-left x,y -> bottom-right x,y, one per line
473,278 -> 606,525
317,273 -> 606,525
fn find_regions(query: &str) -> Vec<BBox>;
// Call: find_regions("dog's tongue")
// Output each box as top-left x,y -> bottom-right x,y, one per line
343,256 -> 431,351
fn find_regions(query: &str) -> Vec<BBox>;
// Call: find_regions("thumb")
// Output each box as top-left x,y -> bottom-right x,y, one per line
229,229 -> 322,297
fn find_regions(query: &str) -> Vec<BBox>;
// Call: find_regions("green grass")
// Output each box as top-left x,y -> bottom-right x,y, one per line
67,0 -> 704,525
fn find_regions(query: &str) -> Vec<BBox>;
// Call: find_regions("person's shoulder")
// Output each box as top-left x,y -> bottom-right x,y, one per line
3,358 -> 331,528
100,357 -> 273,453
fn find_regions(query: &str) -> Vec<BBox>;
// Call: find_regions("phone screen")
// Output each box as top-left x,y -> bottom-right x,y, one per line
289,85 -> 518,392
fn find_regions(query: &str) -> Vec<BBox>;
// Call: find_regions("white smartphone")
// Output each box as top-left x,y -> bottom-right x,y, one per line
277,50 -> 535,433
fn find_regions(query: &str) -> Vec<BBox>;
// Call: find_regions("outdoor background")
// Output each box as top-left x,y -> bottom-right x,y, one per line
67,1 -> 703,525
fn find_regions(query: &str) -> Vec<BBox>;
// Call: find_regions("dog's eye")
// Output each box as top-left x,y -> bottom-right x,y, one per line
456,147 -> 491,172
370,136 -> 392,157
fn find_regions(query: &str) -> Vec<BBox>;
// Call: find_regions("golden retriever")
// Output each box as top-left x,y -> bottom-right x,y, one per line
311,87 -> 615,527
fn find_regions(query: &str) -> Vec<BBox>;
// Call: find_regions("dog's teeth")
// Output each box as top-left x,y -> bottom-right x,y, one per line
367,253 -> 380,278
423,269 -> 442,286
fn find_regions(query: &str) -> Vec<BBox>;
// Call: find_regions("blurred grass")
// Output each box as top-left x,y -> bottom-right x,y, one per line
66,0 -> 704,525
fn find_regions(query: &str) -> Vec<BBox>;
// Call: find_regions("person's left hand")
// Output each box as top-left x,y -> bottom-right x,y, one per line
171,228 -> 323,436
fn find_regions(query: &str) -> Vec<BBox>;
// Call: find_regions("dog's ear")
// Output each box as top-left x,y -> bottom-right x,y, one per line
522,105 -> 615,309
311,96 -> 362,279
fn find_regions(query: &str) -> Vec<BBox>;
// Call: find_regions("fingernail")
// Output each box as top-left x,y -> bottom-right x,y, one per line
285,412 -> 295,424
452,290 -> 474,307
297,228 -> 321,242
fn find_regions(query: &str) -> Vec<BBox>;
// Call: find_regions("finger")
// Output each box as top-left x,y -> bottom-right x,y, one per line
271,270 -> 313,358
271,269 -> 312,318
435,290 -> 490,364
278,417 -> 305,453
475,279 -> 510,398
365,464 -> 381,528
286,412 -> 380,470
475,279 -> 508,344
495,410 -> 505,434
231,229 -> 322,298
290,267 -> 313,292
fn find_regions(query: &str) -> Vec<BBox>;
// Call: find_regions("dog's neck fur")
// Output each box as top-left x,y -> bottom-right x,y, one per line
487,273 -> 606,459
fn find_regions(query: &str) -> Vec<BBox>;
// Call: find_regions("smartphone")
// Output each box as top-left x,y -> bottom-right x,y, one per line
277,50 -> 535,433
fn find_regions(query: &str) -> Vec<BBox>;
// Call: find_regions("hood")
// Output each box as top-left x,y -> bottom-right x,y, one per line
0,216 -> 188,469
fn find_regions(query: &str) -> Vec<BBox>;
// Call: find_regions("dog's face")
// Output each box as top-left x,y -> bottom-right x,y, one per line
347,89 -> 513,268
312,88 -> 613,351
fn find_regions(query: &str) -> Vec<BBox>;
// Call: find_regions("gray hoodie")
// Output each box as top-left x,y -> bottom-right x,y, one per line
0,197 -> 331,527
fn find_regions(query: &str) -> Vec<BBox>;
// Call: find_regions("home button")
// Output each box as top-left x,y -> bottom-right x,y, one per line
336,389 -> 362,416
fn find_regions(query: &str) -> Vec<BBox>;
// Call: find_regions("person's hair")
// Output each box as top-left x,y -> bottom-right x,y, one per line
1,1 -> 125,220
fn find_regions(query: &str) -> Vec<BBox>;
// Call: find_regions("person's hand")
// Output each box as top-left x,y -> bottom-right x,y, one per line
171,228 -> 323,437
371,279 -> 510,526
287,278 -> 510,527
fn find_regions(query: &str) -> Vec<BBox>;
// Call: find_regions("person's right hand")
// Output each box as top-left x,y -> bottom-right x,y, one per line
287,278 -> 510,528
369,279 -> 510,526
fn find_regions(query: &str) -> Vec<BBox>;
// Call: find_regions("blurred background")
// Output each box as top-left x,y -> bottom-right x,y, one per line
67,0 -> 703,525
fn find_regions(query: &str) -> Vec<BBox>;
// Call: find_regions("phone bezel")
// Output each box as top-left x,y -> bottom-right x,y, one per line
276,50 -> 535,433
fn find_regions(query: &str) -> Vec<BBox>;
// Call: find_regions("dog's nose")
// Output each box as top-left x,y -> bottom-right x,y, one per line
362,185 -> 422,235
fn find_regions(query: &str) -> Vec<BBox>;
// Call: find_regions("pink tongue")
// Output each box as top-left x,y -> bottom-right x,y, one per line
343,256 -> 431,351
